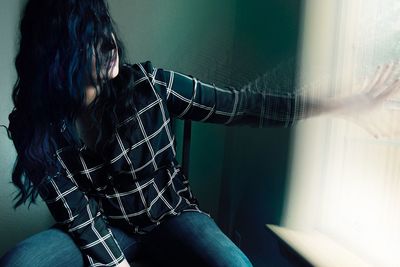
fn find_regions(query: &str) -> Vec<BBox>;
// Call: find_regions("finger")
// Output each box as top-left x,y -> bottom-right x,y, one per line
359,75 -> 371,92
371,61 -> 396,97
359,61 -> 398,95
386,60 -> 400,82
365,64 -> 385,95
383,98 -> 400,110
377,61 -> 400,92
375,78 -> 400,101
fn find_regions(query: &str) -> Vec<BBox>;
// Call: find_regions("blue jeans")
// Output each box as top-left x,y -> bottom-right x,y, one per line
0,211 -> 253,266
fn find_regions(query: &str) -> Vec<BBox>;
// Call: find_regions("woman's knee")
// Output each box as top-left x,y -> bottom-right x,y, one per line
216,247 -> 253,267
196,234 -> 253,267
0,226 -> 84,267
143,211 -> 253,266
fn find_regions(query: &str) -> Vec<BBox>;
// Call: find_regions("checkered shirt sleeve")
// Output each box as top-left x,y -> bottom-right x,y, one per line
143,61 -> 309,128
37,169 -> 125,267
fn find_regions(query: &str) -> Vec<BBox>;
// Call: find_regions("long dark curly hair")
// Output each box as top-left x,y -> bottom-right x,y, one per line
5,0 -> 139,209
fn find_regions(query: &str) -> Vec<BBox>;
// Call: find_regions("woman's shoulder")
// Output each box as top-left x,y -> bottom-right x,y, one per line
120,61 -> 154,78
113,61 -> 157,97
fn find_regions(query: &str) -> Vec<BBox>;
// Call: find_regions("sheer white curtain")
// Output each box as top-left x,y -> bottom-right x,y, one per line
283,0 -> 400,265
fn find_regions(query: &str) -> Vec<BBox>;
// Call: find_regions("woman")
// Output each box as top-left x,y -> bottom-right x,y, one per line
0,0 -> 255,266
0,0 -> 398,266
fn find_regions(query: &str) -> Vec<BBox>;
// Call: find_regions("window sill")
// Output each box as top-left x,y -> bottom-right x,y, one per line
265,224 -> 372,267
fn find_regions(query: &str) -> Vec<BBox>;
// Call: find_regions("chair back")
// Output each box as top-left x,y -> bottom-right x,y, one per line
181,120 -> 192,178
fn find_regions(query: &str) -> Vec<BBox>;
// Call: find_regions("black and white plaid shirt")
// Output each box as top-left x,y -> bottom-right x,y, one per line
36,60 -> 308,266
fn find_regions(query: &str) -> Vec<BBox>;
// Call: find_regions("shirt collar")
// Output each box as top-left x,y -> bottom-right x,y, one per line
55,118 -> 85,152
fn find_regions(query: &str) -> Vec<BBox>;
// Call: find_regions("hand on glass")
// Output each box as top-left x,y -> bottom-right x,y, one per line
329,61 -> 400,139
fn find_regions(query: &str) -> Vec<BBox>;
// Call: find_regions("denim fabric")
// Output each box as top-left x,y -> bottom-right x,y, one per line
0,211 -> 253,267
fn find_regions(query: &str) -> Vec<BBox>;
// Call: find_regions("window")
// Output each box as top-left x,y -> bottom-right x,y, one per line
282,0 -> 400,265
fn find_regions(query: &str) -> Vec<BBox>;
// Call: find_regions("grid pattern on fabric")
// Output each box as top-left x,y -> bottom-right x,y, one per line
149,62 -> 311,129
35,60 -> 308,266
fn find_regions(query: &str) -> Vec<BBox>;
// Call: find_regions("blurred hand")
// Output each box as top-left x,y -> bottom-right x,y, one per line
331,61 -> 400,139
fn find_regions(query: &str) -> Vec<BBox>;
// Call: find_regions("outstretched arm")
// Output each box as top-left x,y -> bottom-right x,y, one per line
139,61 -> 400,136
140,60 -> 309,128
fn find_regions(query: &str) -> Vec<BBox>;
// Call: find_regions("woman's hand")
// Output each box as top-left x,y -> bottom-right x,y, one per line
328,61 -> 400,138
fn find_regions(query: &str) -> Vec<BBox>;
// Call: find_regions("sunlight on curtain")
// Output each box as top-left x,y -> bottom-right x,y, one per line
283,0 -> 400,265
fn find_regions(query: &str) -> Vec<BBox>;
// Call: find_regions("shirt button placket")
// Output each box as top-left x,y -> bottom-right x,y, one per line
107,175 -> 118,189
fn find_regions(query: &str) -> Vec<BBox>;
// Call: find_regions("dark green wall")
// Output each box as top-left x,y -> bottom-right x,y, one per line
174,119 -> 228,218
216,1 -> 303,266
